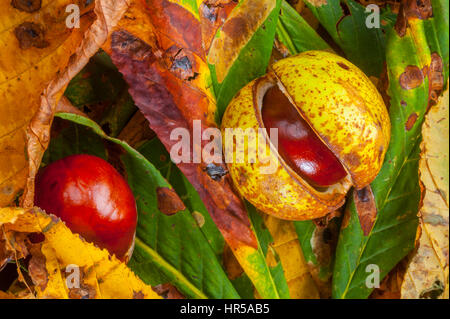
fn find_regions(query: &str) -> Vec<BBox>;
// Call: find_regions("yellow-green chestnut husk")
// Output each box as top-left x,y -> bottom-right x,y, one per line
221,50 -> 391,221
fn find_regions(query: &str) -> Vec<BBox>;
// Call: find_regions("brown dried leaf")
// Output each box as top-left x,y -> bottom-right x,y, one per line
0,0 -> 129,208
106,0 -> 258,251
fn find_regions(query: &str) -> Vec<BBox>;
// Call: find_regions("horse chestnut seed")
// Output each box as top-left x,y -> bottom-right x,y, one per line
262,85 -> 347,187
34,154 -> 137,261
221,51 -> 390,220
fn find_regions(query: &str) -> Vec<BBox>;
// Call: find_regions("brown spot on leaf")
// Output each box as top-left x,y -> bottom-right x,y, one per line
14,22 -> 49,49
149,0 -> 203,56
133,290 -> 145,299
111,30 -> 154,62
164,46 -> 196,81
354,186 -> 377,236
223,16 -> 248,37
203,163 -> 228,181
201,2 -> 218,22
28,246 -> 48,291
223,243 -> 244,280
310,217 -> 339,269
405,112 -> 418,131
394,5 -> 408,37
428,53 -> 444,107
200,0 -> 237,51
156,187 -> 186,216
152,283 -> 185,299
405,0 -> 433,20
11,0 -> 41,12
341,207 -> 351,229
399,65 -> 424,90
377,63 -> 391,108
395,0 -> 433,36
67,268 -> 97,299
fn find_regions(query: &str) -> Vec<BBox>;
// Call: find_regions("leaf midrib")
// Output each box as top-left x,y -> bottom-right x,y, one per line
134,237 -> 208,299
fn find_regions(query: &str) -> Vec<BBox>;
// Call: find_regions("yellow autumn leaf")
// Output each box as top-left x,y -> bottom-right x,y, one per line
208,0 -> 277,83
0,0 -> 129,208
262,215 -> 320,299
401,88 -> 449,299
1,207 -> 161,299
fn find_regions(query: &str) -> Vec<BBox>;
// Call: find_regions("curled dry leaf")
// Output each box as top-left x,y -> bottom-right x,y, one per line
401,88 -> 449,299
0,207 -> 161,299
0,0 -> 129,208
354,186 -> 378,236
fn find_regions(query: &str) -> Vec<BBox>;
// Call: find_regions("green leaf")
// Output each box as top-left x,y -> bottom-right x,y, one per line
332,13 -> 439,299
276,0 -> 330,54
230,274 -> 255,299
65,52 -> 125,107
134,139 -> 226,261
245,203 -> 290,299
64,51 -> 137,137
209,0 -> 282,122
41,121 -> 107,166
52,113 -> 240,299
304,0 -> 388,76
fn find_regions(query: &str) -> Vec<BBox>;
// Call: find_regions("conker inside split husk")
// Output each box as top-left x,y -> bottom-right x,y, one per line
221,51 -> 390,221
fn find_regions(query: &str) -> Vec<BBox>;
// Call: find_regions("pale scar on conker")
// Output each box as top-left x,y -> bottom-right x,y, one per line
221,50 -> 390,221
14,22 -> 49,49
11,0 -> 41,12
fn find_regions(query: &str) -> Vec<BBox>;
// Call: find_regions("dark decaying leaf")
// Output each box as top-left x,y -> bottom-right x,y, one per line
109,28 -> 256,249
